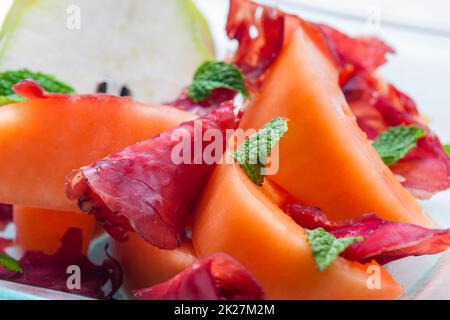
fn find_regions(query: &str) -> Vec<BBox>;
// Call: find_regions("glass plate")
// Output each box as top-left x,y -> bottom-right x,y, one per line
0,0 -> 448,300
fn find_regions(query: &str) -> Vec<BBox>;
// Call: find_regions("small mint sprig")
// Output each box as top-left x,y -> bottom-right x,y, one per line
306,228 -> 363,272
373,125 -> 426,166
188,61 -> 249,102
232,117 -> 288,186
444,145 -> 450,156
0,253 -> 23,273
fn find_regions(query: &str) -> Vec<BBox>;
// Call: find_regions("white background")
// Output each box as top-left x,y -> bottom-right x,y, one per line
2,0 -> 450,30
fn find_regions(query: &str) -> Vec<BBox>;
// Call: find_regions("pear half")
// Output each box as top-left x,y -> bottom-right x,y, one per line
0,0 -> 214,102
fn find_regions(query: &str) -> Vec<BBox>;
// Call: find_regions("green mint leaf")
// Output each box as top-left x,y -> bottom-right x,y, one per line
0,253 -> 22,273
0,69 -> 75,105
188,61 -> 248,102
444,145 -> 450,156
232,117 -> 288,186
306,228 -> 363,272
373,125 -> 426,166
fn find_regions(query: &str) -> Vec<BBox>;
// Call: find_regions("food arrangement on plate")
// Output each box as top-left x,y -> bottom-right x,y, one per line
0,0 -> 448,300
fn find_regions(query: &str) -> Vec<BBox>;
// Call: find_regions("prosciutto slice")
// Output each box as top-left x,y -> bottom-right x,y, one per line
133,253 -> 264,300
0,204 -> 12,229
0,228 -> 122,299
227,0 -> 284,87
167,88 -> 237,114
316,24 -> 395,85
66,104 -> 237,250
285,204 -> 450,264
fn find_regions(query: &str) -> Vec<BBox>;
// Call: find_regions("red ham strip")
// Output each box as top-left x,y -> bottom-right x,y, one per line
285,204 -> 450,265
0,228 -> 122,299
12,80 -> 47,100
66,104 -> 238,250
0,204 -> 12,229
167,88 -> 237,114
133,253 -> 264,300
227,0 -> 284,87
12,79 -> 68,100
316,24 -> 395,85
226,0 -> 392,87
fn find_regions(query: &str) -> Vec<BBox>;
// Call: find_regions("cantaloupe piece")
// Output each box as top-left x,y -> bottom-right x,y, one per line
192,163 -> 403,299
0,94 -> 196,211
112,232 -> 197,293
239,27 -> 432,227
261,179 -> 291,208
13,206 -> 95,255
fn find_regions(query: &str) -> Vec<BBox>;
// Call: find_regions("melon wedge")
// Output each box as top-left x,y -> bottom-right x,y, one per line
192,163 -> 403,299
112,233 -> 197,292
0,0 -> 213,102
0,94 -> 196,211
13,206 -> 95,255
239,27 -> 432,227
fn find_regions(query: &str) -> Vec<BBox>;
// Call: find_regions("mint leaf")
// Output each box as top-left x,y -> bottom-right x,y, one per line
373,125 -> 426,166
0,253 -> 22,273
444,145 -> 450,156
188,61 -> 248,102
0,69 -> 74,105
232,117 -> 288,186
306,228 -> 363,272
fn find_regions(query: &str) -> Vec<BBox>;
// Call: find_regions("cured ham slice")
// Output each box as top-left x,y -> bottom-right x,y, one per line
0,228 -> 122,299
0,204 -> 12,229
286,204 -> 450,264
227,0 -> 285,86
316,24 -> 395,84
66,104 -> 238,249
133,253 -> 264,300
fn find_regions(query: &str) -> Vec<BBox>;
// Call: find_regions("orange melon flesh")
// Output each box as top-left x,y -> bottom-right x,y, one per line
192,163 -> 403,299
239,27 -> 432,227
112,232 -> 197,292
13,206 -> 96,255
0,95 -> 196,212
261,179 -> 291,208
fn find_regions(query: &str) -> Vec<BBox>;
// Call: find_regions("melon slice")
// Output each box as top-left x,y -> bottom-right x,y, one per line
0,0 -> 213,102
13,206 -> 96,255
112,233 -> 197,293
239,27 -> 432,227
192,163 -> 403,299
0,93 -> 196,211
